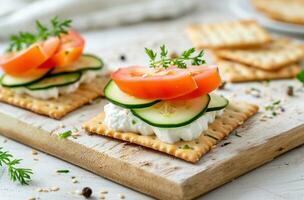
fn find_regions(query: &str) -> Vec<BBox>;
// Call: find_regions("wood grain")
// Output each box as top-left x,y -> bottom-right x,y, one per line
0,88 -> 303,200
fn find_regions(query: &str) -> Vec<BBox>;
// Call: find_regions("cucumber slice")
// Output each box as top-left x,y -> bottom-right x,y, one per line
26,72 -> 82,90
1,69 -> 50,87
51,54 -> 103,75
104,80 -> 160,108
131,95 -> 210,128
207,94 -> 229,112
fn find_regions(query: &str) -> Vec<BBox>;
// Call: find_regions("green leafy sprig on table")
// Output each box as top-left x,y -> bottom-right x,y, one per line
296,70 -> 304,84
0,147 -> 33,185
7,16 -> 72,52
145,45 -> 206,69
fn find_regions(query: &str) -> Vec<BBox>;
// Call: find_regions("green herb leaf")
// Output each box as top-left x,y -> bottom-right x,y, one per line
6,17 -> 72,52
0,147 -> 33,185
296,70 -> 304,84
180,144 -> 191,150
56,169 -> 70,173
145,45 -> 206,69
58,130 -> 72,139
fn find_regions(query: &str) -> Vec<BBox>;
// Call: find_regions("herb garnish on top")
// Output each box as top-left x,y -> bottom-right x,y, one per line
145,45 -> 206,69
7,17 -> 72,52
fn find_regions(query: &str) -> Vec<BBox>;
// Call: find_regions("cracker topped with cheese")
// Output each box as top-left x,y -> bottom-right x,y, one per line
84,45 -> 258,163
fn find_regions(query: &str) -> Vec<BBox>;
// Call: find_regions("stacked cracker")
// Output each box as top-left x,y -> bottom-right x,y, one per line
252,0 -> 304,25
187,20 -> 304,82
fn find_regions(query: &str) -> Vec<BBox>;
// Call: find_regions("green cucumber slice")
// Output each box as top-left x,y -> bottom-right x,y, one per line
51,54 -> 103,75
131,95 -> 210,128
1,69 -> 50,87
207,94 -> 229,112
104,80 -> 160,108
26,72 -> 82,90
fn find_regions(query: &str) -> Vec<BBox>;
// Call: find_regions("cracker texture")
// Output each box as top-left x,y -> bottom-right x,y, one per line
252,0 -> 304,25
0,77 -> 109,119
186,20 -> 271,49
83,101 -> 258,163
214,39 -> 304,71
218,59 -> 301,82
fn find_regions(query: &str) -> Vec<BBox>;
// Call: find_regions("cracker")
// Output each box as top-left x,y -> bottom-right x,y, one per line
217,59 -> 301,83
186,20 -> 271,50
0,77 -> 109,119
83,101 -> 258,163
214,38 -> 304,71
252,0 -> 304,25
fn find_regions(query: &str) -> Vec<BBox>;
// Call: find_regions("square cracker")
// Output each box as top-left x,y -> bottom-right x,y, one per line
252,0 -> 304,25
0,77 -> 109,119
186,20 -> 271,50
214,38 -> 304,71
217,59 -> 301,83
83,101 -> 258,163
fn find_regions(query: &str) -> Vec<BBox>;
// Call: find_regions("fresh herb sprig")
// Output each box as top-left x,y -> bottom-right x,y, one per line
145,45 -> 205,69
0,147 -> 33,185
296,70 -> 304,84
58,130 -> 72,139
7,16 -> 72,52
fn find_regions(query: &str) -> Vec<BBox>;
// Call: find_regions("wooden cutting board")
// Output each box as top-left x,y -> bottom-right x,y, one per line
0,77 -> 303,200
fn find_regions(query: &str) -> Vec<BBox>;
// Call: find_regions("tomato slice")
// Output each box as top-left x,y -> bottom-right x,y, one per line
0,37 -> 59,76
175,66 -> 222,100
112,66 -> 198,99
40,30 -> 85,68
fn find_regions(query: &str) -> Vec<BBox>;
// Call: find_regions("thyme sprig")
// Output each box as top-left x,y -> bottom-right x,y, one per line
0,147 -> 33,185
7,16 -> 72,52
145,45 -> 205,69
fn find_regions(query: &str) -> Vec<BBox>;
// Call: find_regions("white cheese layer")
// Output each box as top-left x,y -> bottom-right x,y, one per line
104,103 -> 224,144
13,69 -> 107,100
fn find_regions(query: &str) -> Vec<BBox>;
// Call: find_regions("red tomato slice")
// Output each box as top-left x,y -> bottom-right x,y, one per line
175,66 -> 222,100
40,30 -> 85,68
0,37 -> 60,76
112,66 -> 198,99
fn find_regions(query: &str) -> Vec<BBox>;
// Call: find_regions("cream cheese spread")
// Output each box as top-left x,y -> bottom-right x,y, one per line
104,103 -> 224,144
13,69 -> 107,99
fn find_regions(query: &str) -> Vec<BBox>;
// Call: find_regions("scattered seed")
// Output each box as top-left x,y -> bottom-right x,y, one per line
71,131 -> 80,137
28,197 -> 36,200
287,86 -> 294,96
82,187 -> 92,198
118,193 -> 125,199
72,179 -> 78,184
31,149 -> 38,155
3,139 -> 7,143
74,190 -> 82,195
100,190 -> 108,194
51,187 -> 60,192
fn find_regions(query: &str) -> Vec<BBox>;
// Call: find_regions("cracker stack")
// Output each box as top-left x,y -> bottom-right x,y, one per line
187,20 -> 304,82
252,0 -> 304,25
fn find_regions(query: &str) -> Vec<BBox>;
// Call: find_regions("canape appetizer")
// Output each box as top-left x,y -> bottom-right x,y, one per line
84,46 -> 258,163
0,17 -> 109,119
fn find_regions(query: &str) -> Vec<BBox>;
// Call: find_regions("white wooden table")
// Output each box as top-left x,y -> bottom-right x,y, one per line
1,1 -> 304,199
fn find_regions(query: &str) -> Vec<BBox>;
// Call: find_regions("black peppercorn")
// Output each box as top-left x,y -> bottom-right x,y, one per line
120,54 -> 126,61
82,187 -> 92,198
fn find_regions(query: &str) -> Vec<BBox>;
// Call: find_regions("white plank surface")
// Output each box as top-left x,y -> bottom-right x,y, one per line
1,0 -> 304,199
